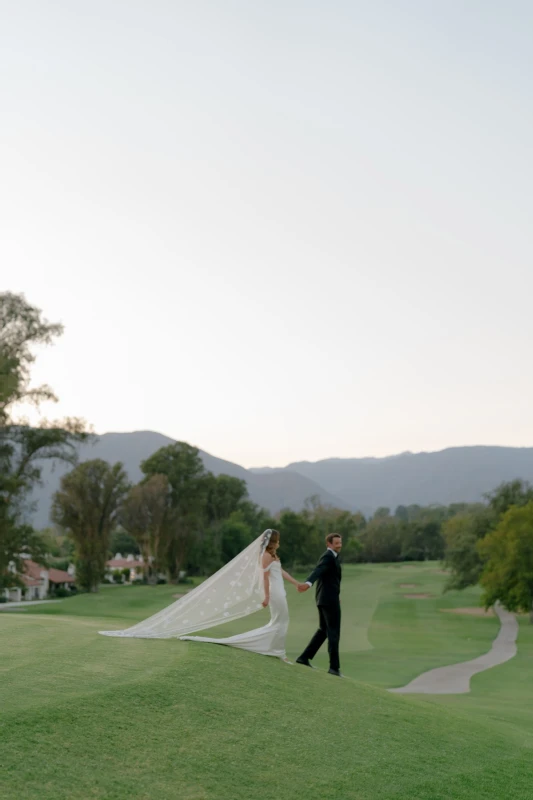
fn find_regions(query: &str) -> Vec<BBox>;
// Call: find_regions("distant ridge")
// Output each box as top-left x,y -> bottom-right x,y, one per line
28,431 -> 347,528
28,436 -> 533,527
273,446 -> 533,514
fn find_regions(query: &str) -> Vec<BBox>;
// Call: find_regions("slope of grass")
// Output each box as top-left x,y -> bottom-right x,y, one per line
3,563 -> 533,799
21,562 -> 499,690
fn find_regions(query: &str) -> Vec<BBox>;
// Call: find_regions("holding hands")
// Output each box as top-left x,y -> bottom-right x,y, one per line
297,583 -> 310,593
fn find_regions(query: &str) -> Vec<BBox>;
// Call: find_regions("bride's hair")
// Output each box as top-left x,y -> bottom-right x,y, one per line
265,530 -> 280,560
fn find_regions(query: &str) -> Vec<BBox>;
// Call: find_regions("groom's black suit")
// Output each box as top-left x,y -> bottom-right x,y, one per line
299,549 -> 342,672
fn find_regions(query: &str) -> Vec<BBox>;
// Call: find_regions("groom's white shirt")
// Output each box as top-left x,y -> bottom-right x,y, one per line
305,547 -> 338,587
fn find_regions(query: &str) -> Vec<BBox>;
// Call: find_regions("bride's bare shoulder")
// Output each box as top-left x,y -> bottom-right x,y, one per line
262,552 -> 274,569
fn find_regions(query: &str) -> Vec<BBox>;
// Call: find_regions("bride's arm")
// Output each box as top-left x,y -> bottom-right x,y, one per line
281,568 -> 299,587
262,553 -> 273,607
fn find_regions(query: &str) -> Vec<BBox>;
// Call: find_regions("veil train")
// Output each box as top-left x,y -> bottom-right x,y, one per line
99,530 -> 272,639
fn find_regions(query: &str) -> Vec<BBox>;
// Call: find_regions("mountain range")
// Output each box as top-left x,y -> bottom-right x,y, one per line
28,431 -> 533,529
28,431 -> 346,529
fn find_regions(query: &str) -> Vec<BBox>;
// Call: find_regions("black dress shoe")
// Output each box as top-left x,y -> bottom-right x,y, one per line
296,657 -> 314,668
328,668 -> 343,677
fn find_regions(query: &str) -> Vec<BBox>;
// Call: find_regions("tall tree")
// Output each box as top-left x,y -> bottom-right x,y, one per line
479,501 -> 533,623
373,507 -> 391,519
442,506 -> 494,590
197,474 -> 250,572
485,480 -> 533,516
141,443 -> 207,580
441,482 -> 533,592
357,516 -> 405,562
192,499 -> 276,573
120,474 -> 170,583
52,460 -> 130,592
401,519 -> 445,562
394,505 -> 409,522
217,514 -> 257,563
304,504 -> 365,563
110,528 -> 140,557
204,474 -> 248,526
277,510 -> 321,567
0,292 -> 87,592
230,500 -> 276,536
0,292 -> 62,424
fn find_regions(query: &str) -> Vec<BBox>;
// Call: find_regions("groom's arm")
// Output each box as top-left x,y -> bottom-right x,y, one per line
305,552 -> 331,587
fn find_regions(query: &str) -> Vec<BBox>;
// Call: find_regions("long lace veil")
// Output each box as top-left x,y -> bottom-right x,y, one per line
99,530 -> 273,639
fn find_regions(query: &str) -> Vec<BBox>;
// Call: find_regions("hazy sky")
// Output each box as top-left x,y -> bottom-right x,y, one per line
3,1 -> 533,467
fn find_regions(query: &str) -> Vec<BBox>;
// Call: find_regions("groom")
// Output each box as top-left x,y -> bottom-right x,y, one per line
296,533 -> 343,676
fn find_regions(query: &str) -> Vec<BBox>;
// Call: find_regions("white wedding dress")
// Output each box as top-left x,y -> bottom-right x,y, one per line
99,531 -> 290,661
180,559 -> 289,659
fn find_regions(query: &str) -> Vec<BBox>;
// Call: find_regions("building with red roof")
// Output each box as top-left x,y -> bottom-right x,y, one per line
105,553 -> 146,582
4,559 -> 75,603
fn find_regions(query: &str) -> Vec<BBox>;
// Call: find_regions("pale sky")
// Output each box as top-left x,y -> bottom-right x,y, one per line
3,1 -> 533,467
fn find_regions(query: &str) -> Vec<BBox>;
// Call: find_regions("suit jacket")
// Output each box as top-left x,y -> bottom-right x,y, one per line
306,550 -> 342,606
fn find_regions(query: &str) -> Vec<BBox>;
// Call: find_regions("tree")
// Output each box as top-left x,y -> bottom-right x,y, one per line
442,506 -> 494,590
229,500 -> 275,537
0,523 -> 48,591
401,520 -> 444,561
175,473 -> 248,575
277,510 -> 321,567
0,292 -> 62,424
36,528 -> 65,558
120,474 -> 170,583
218,514 -> 256,563
140,443 -> 208,580
479,501 -> 533,623
373,507 -> 391,519
52,460 -> 130,592
441,482 -> 533,592
133,444 -> 271,579
0,292 -> 87,591
394,505 -> 409,522
110,528 -> 140,557
357,516 -> 405,562
485,480 -> 533,516
304,504 -> 365,563
204,474 -> 248,525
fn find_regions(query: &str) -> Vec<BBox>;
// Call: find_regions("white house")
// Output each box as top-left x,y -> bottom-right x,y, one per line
105,553 -> 146,582
4,559 -> 75,602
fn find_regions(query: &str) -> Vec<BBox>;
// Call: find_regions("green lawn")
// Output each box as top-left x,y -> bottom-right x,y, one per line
2,563 -> 533,799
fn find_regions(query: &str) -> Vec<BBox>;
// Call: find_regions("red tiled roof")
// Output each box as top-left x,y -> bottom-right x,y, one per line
106,559 -> 144,569
25,560 -> 45,580
23,560 -> 74,584
48,568 -> 74,584
20,574 -> 42,587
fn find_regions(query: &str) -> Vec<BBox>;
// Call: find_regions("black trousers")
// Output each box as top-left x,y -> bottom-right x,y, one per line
299,603 -> 341,671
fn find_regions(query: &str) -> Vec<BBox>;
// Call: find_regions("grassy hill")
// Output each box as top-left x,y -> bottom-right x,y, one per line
2,564 -> 533,799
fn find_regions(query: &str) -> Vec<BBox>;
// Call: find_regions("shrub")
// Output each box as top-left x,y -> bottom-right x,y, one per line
50,558 -> 71,572
113,573 -> 123,584
0,597 -> 8,604
54,587 -> 71,598
156,578 -> 167,585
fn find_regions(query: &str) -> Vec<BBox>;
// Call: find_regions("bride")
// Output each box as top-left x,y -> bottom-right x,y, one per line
99,529 -> 300,662
181,529 -> 298,661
